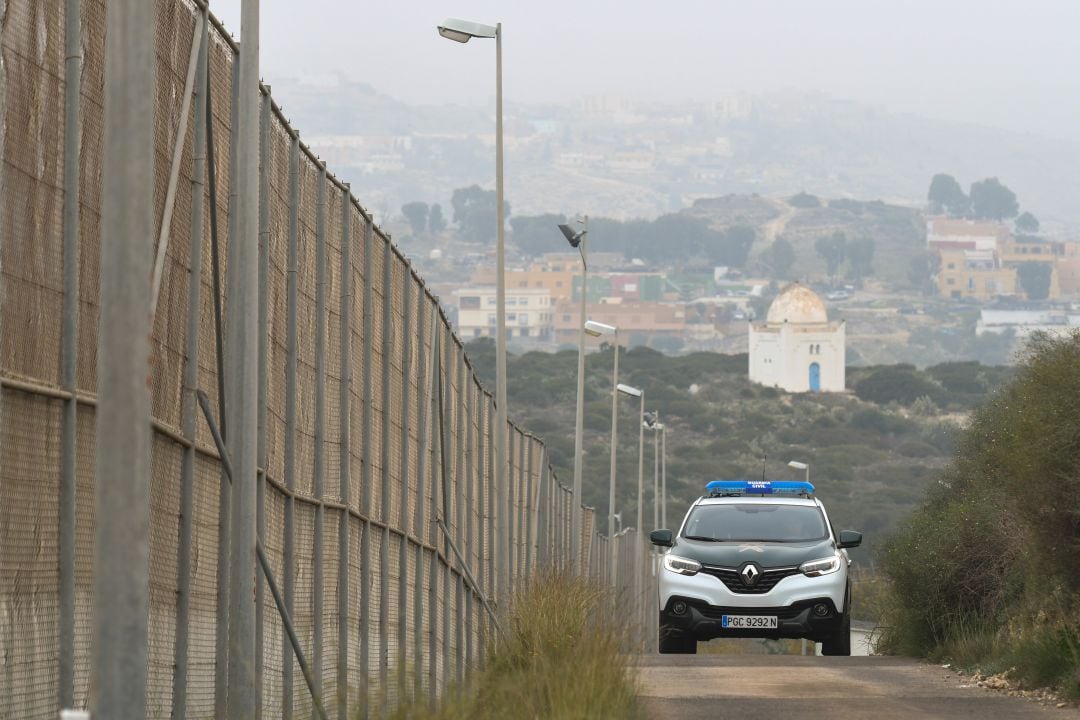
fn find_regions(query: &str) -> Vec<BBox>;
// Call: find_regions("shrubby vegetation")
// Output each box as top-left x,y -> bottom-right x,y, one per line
879,332 -> 1080,697
388,572 -> 641,719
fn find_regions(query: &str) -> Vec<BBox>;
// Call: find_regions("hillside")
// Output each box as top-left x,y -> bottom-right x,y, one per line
684,194 -> 926,287
465,339 -> 1011,562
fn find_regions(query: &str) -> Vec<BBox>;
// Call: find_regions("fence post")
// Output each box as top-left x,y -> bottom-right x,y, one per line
525,440 -> 535,575
214,43 -> 241,720
439,327 -> 452,700
412,297 -> 429,701
58,0 -> 82,706
224,0 -> 262,697
426,327 -> 442,705
454,348 -> 467,686
397,265 -> 414,696
486,394 -> 495,613
358,212 -> 374,718
254,83 -> 271,719
172,11 -> 208,716
282,126 -> 301,718
89,0 -> 155,715
463,372 -> 475,675
337,183 -> 353,720
379,233 -> 394,705
312,163 -> 328,700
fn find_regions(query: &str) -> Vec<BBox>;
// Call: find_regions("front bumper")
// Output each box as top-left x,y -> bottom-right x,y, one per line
660,595 -> 844,642
658,558 -> 848,612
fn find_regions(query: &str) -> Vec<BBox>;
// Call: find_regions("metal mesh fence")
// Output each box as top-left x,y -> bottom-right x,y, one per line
0,0 -> 654,717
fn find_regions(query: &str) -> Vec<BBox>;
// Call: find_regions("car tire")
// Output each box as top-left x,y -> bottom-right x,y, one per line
659,616 -> 697,654
821,590 -> 852,656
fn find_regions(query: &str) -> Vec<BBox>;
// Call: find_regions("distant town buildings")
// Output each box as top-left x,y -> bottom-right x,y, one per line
748,284 -> 845,393
452,287 -> 553,340
927,216 -> 1080,301
976,309 -> 1080,340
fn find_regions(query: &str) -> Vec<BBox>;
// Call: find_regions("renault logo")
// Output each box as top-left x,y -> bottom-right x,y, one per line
740,562 -> 761,587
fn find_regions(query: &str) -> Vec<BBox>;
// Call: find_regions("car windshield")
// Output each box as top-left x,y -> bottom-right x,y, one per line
682,504 -> 828,542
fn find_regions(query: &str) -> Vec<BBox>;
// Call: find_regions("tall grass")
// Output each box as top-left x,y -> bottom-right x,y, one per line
388,571 -> 642,720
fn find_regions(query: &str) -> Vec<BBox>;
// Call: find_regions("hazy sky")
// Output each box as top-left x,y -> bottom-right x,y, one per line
214,0 -> 1080,141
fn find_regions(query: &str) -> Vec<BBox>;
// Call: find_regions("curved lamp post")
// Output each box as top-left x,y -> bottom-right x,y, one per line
560,219 -> 587,574
438,17 -> 509,603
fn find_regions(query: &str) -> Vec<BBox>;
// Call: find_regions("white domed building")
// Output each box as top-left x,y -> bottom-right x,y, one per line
748,283 -> 845,393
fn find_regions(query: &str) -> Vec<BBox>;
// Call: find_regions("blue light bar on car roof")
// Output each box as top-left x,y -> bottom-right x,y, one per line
705,480 -> 815,496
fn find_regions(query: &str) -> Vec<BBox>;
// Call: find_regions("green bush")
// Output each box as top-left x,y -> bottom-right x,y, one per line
879,331 -> 1080,695
854,365 -> 944,407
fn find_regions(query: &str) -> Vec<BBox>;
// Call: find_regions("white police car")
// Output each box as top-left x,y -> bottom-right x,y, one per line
650,480 -> 862,655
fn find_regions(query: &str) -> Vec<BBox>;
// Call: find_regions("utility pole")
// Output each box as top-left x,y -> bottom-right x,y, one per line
226,0 -> 261,716
90,0 -> 155,716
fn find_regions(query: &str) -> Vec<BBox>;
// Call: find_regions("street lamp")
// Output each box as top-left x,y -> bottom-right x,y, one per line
561,218 -> 588,575
438,17 -> 509,603
584,320 -> 618,584
644,412 -> 665,531
618,382 -> 645,651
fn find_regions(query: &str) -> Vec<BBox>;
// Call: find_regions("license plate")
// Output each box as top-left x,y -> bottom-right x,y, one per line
721,615 -> 777,629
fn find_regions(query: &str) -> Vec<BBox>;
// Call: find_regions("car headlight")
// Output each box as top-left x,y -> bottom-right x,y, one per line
799,555 -> 842,577
663,554 -> 701,576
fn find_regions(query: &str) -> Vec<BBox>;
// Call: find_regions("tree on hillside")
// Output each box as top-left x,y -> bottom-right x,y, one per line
846,236 -> 876,280
815,231 -> 847,278
788,191 -> 820,209
927,173 -> 969,217
907,252 -> 937,295
401,201 -> 429,235
969,178 -> 1019,221
761,236 -> 796,279
1015,211 -> 1039,235
509,213 -> 569,257
451,185 -> 510,243
428,203 -> 446,234
1016,262 -> 1052,300
722,225 -> 757,268
853,365 -> 943,407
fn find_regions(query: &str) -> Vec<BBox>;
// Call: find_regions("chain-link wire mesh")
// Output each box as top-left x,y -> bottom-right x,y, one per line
0,0 -> 655,717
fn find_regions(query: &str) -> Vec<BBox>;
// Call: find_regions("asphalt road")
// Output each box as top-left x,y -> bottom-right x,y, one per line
638,655 -> 1078,720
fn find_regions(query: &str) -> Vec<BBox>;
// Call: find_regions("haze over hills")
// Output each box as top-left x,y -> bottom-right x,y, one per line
272,76 -> 1080,232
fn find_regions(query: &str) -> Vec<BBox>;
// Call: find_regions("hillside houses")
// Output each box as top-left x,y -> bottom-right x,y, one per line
927,217 -> 1080,301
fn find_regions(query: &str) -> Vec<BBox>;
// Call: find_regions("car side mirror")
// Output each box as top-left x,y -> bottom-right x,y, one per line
649,529 -> 674,547
837,530 -> 862,549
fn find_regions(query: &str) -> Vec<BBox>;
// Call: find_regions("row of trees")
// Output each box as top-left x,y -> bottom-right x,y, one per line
400,200 -> 447,236
401,185 -> 509,241
401,185 -> 762,267
927,173 -> 1039,232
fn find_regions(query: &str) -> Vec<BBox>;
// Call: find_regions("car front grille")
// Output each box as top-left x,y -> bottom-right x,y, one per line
699,564 -> 802,594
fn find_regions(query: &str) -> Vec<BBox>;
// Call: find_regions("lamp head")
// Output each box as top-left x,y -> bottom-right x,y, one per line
617,383 -> 642,398
584,320 -> 616,337
788,461 -> 808,470
558,223 -> 585,248
438,18 -> 498,43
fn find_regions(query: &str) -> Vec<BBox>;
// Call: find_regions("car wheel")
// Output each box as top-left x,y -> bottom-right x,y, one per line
659,615 -> 697,654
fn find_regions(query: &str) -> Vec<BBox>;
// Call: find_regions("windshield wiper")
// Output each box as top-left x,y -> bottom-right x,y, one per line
683,535 -> 721,542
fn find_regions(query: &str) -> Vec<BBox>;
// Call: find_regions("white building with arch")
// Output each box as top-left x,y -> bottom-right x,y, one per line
748,283 -> 845,393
